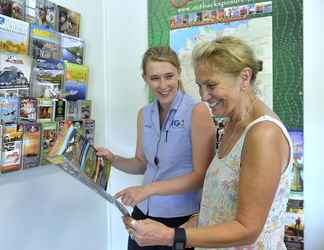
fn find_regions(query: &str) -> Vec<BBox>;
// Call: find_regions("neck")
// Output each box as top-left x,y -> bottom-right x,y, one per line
230,92 -> 257,126
158,102 -> 171,114
158,102 -> 171,128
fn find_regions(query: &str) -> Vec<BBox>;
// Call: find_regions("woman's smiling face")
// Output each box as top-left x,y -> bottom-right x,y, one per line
143,60 -> 180,108
195,63 -> 242,118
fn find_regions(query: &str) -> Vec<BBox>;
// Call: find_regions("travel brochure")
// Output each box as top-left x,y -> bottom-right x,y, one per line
0,2 -> 99,196
0,0 -> 25,21
59,159 -> 129,216
285,129 -> 304,249
0,95 -> 19,123
0,52 -> 32,89
61,33 -> 84,64
47,120 -> 104,188
63,62 -> 88,101
29,24 -> 61,61
0,122 -> 23,173
22,122 -> 41,168
58,5 -> 80,37
45,122 -> 128,215
0,13 -> 29,54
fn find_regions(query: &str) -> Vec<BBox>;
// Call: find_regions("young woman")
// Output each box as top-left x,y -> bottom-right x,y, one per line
97,46 -> 215,250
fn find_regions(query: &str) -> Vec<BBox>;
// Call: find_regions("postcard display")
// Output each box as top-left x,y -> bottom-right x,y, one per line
44,120 -> 113,197
148,0 -> 304,249
285,130 -> 304,250
0,1 -> 96,176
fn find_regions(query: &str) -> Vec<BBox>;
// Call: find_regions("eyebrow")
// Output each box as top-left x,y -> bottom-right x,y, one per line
150,72 -> 175,77
196,80 -> 217,85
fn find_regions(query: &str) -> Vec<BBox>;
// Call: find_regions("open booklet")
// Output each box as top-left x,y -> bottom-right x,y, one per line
47,121 -> 129,216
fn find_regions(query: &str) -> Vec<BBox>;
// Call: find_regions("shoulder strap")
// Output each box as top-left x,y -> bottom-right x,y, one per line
244,115 -> 294,168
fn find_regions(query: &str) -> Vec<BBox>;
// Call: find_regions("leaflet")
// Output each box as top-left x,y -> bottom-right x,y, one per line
58,157 -> 130,216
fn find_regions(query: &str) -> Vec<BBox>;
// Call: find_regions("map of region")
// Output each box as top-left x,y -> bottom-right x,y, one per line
170,16 -> 272,108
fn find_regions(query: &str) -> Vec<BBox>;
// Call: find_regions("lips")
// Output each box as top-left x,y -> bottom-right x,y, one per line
158,89 -> 171,96
209,99 -> 223,109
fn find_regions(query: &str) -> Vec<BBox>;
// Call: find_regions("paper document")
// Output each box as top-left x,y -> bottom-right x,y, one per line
58,157 -> 130,216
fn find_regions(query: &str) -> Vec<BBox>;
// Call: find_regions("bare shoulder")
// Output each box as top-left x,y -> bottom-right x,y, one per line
191,102 -> 214,134
138,107 -> 144,116
137,107 -> 144,120
245,119 -> 288,147
192,102 -> 212,118
137,107 -> 145,127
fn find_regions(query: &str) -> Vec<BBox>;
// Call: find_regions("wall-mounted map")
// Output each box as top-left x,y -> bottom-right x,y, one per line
170,16 -> 272,107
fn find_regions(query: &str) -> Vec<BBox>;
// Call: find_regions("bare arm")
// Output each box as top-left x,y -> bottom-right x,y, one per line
185,122 -> 290,248
115,103 -> 214,206
145,102 -> 215,196
125,122 -> 290,248
97,108 -> 147,175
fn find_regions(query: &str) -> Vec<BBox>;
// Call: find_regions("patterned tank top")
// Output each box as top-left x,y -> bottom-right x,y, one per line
197,115 -> 293,250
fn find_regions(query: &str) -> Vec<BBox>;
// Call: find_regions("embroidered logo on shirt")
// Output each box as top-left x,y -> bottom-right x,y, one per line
170,119 -> 184,128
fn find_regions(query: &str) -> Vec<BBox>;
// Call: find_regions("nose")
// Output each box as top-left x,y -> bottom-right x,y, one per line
159,77 -> 168,89
199,87 -> 210,102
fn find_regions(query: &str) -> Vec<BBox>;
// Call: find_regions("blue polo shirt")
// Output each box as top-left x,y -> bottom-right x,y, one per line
137,91 -> 201,218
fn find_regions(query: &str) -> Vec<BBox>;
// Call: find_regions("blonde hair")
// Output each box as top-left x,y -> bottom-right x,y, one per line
142,46 -> 184,91
192,36 -> 262,85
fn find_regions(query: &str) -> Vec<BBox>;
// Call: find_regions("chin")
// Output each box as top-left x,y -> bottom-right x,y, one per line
158,93 -> 176,104
158,98 -> 172,106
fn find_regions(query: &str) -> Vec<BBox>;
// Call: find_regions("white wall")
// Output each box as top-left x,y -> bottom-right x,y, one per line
0,165 -> 108,250
103,1 -> 148,250
0,1 -> 110,250
304,1 -> 324,249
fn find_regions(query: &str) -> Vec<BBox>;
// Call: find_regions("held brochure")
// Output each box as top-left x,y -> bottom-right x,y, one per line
58,158 -> 129,216
47,122 -> 129,216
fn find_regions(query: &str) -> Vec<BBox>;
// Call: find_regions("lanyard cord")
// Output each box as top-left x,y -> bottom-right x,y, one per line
151,92 -> 185,166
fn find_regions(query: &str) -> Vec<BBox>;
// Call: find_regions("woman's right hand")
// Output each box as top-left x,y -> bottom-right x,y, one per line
115,185 -> 152,207
96,147 -> 114,161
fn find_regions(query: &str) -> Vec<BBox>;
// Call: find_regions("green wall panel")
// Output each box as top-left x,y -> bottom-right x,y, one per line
148,0 -> 303,129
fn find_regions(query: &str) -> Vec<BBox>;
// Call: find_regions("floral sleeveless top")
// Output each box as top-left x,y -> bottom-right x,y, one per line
197,116 -> 293,250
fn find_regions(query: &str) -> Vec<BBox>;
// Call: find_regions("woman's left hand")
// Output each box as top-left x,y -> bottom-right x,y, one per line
123,217 -> 174,247
114,185 -> 152,207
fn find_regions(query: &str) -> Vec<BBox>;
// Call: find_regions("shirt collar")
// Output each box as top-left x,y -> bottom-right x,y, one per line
153,90 -> 184,113
151,91 -> 184,132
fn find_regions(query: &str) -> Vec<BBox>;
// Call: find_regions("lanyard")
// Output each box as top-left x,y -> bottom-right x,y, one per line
151,93 -> 185,166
